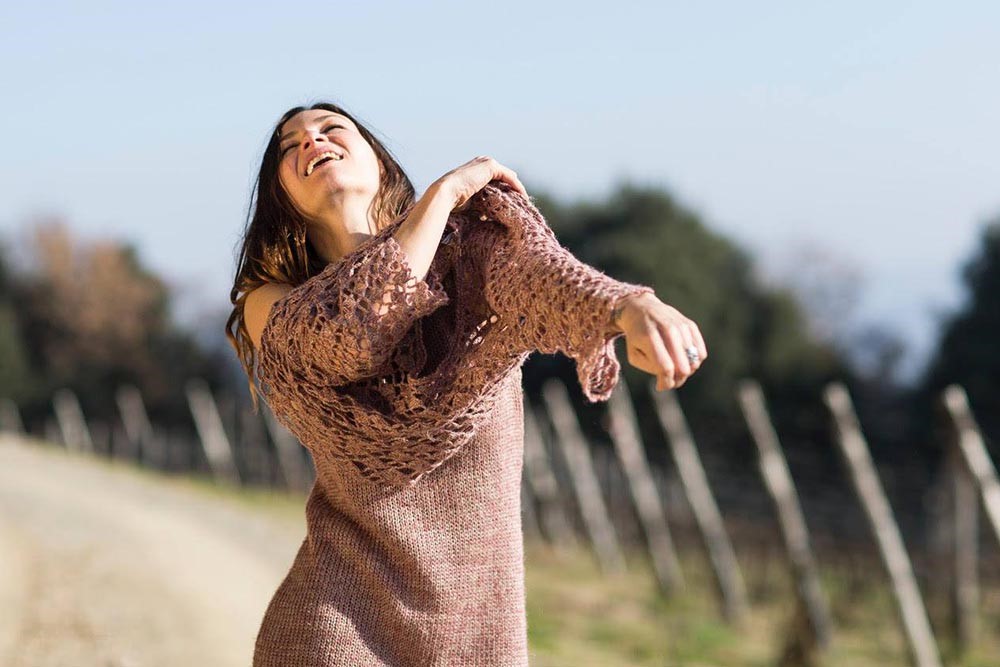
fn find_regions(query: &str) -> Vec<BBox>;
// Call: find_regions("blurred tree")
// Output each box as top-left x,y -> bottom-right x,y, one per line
764,239 -> 866,354
916,216 -> 1000,447
4,217 -> 228,431
0,244 -> 38,403
845,323 -> 908,387
526,180 -> 848,417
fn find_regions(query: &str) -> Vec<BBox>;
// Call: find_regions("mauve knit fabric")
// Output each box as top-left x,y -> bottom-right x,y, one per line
252,181 -> 655,666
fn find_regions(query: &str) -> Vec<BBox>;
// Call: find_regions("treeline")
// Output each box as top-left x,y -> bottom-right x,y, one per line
0,217 -> 231,435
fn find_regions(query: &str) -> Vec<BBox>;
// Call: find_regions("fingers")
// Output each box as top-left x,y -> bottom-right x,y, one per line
627,328 -> 675,392
661,322 -> 692,381
473,155 -> 529,199
629,318 -> 707,392
646,327 -> 676,392
490,163 -> 528,198
673,322 -> 702,388
499,167 -> 529,199
641,356 -> 676,393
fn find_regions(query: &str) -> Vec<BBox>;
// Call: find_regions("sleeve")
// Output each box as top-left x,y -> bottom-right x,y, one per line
256,227 -> 450,393
475,183 -> 656,403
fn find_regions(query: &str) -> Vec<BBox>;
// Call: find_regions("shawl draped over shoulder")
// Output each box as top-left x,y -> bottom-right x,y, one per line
255,180 -> 655,489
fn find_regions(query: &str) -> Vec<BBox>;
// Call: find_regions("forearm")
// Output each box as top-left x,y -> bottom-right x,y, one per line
391,180 -> 456,283
483,220 -> 654,401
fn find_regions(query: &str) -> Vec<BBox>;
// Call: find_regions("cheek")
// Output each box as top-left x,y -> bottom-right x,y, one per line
278,162 -> 297,193
366,152 -> 384,181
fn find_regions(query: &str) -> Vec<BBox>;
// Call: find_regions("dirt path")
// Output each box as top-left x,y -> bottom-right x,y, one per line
0,434 -> 307,667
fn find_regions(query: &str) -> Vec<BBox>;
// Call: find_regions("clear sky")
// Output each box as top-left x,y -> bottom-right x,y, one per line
2,1 -> 998,383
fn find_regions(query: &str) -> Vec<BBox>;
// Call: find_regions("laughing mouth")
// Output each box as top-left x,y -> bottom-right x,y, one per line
305,151 -> 345,177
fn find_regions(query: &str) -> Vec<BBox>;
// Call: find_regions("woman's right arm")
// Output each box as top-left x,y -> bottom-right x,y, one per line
389,180 -> 458,286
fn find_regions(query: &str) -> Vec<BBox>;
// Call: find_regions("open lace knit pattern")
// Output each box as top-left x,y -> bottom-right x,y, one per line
252,180 -> 654,666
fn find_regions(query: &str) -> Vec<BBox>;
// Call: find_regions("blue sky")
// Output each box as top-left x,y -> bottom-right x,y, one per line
2,1 -> 998,382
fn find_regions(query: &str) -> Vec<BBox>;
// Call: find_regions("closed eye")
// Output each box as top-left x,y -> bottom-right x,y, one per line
281,124 -> 346,155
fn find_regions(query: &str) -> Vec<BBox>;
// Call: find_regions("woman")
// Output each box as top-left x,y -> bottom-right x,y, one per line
226,101 -> 707,666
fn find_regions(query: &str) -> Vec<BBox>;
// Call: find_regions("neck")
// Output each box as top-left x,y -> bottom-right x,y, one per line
306,193 -> 379,265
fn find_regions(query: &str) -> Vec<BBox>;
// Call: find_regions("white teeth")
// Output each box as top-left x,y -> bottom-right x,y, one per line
305,151 -> 344,176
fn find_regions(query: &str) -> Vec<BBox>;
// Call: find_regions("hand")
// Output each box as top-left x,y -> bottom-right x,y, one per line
614,292 -> 708,391
433,156 -> 529,212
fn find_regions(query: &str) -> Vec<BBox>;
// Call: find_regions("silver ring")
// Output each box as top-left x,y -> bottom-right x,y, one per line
685,346 -> 700,365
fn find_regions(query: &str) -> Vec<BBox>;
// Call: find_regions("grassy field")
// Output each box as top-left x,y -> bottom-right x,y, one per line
523,538 -> 1000,667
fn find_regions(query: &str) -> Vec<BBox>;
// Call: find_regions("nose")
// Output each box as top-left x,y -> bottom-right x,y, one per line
301,130 -> 329,150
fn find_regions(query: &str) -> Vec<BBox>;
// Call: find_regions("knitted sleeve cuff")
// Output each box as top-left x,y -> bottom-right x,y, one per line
477,182 -> 656,402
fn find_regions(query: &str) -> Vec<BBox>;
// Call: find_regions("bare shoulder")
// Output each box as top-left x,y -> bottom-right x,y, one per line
244,282 -> 294,350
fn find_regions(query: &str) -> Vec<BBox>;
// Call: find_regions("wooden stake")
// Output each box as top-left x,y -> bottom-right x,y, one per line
115,384 -> 164,468
823,382 -> 941,667
0,398 -> 25,435
541,379 -> 626,575
652,384 -> 748,623
52,388 -> 94,453
607,379 -> 684,594
947,437 -> 979,650
522,394 -> 579,550
938,384 -> 1000,650
942,385 -> 1000,547
185,379 -> 241,486
738,379 -> 832,650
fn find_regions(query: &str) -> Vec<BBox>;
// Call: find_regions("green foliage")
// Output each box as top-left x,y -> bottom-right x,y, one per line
0,299 -> 39,403
917,217 -> 1000,443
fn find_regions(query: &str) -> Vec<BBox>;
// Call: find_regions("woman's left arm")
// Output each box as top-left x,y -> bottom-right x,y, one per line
475,182 -> 707,401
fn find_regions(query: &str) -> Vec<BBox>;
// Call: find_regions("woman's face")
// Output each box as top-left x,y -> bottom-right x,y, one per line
276,109 -> 383,221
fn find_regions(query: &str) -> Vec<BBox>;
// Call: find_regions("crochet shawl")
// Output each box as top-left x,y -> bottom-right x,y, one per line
256,181 -> 654,489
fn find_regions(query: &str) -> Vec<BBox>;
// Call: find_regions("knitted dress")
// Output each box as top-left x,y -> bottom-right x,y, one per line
251,181 -> 655,666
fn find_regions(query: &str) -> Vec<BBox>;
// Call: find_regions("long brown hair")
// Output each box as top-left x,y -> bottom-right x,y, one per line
225,101 -> 416,411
